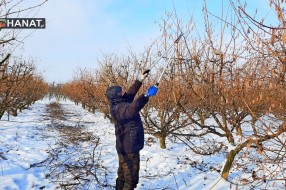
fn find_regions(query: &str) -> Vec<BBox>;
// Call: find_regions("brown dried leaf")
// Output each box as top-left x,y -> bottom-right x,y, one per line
282,33 -> 286,43
271,29 -> 275,45
246,142 -> 251,150
271,69 -> 275,76
260,18 -> 264,25
277,8 -> 283,21
269,82 -> 273,89
259,93 -> 263,100
245,79 -> 250,89
258,148 -> 263,155
261,66 -> 265,73
267,47 -> 271,55
272,51 -> 278,57
220,96 -> 224,102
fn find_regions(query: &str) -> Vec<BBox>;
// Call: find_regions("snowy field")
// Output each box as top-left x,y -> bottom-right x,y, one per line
0,98 -> 249,190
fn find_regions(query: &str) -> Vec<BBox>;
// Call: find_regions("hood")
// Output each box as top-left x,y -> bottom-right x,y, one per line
105,86 -> 122,104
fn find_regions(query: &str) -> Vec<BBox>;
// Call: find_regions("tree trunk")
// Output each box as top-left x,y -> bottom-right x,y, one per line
153,132 -> 167,149
222,141 -> 248,179
11,109 -> 17,116
0,110 -> 5,119
251,117 -> 257,134
222,149 -> 236,179
159,135 -> 166,149
198,111 -> 206,125
236,124 -> 242,135
226,131 -> 235,144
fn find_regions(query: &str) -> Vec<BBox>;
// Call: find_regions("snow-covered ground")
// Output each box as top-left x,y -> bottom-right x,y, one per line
0,98 -> 238,190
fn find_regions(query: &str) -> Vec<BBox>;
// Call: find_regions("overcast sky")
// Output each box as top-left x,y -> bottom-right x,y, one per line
12,0 -> 274,83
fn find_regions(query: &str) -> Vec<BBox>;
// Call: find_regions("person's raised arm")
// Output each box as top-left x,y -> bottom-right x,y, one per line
124,70 -> 150,102
115,84 -> 158,121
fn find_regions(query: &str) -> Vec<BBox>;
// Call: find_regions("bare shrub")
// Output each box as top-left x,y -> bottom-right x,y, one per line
31,102 -> 113,189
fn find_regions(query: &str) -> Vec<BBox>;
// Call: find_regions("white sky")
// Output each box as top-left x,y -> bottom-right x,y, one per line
10,0 -> 276,83
12,0 -> 191,83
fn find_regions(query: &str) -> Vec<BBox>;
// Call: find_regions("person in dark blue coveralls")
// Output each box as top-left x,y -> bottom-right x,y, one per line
105,71 -> 158,190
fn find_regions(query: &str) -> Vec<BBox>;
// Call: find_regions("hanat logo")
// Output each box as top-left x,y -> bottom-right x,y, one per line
0,19 -> 7,29
0,18 -> 45,29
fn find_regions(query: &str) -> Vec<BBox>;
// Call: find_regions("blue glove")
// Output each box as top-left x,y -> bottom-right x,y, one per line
145,86 -> 158,97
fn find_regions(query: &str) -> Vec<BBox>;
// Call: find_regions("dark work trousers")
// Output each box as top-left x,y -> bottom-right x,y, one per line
116,152 -> 140,190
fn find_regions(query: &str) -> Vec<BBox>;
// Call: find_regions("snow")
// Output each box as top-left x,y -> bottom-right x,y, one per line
0,98 -> 244,189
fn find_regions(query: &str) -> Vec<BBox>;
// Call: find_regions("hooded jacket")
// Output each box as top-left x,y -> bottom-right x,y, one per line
106,80 -> 149,154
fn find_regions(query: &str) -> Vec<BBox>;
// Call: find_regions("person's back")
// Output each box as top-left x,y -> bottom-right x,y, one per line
108,80 -> 148,154
105,71 -> 158,190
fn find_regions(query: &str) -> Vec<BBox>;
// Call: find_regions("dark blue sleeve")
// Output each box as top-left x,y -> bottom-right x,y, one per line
123,80 -> 142,102
115,94 -> 149,121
